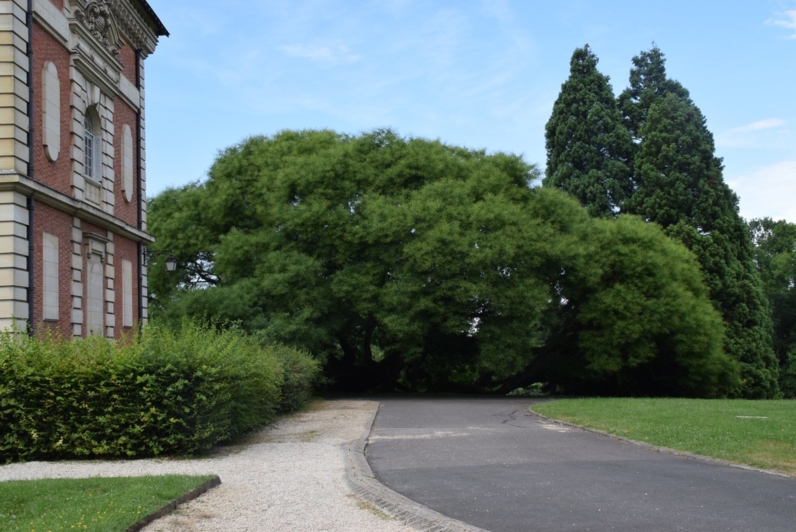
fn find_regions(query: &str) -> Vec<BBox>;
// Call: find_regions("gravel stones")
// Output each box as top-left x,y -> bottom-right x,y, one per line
0,400 -> 416,532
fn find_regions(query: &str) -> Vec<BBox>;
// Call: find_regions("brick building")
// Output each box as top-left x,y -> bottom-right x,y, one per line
0,0 -> 167,337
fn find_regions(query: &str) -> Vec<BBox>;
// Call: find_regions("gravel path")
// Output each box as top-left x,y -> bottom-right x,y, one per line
0,400 -> 417,532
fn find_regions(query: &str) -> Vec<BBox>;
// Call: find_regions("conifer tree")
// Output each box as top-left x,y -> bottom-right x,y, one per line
622,48 -> 779,398
544,45 -> 634,217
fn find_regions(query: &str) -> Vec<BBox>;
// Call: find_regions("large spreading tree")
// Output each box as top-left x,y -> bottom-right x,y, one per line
149,129 -> 737,396
544,45 -> 634,217
545,45 -> 779,398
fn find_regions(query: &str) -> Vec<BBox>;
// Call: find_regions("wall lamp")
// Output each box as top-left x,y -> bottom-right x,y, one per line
144,248 -> 177,272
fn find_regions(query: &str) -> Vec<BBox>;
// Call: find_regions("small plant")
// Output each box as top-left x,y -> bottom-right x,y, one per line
507,382 -> 549,397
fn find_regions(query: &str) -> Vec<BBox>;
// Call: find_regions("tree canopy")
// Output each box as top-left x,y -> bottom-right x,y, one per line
544,44 -> 779,398
149,129 -> 738,396
749,218 -> 796,397
544,45 -> 633,217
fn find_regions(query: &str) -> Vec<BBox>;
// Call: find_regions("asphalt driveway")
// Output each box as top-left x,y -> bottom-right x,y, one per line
365,397 -> 796,532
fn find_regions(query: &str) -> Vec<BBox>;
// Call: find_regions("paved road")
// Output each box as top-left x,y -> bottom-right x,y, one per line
366,397 -> 796,532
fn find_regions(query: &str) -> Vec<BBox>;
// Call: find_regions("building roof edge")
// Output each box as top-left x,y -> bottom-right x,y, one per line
132,0 -> 169,37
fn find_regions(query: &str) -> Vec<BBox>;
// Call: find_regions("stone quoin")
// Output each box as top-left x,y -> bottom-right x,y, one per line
0,0 -> 167,338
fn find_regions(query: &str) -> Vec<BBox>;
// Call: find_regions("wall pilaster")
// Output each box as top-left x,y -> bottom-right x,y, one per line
0,0 -> 30,176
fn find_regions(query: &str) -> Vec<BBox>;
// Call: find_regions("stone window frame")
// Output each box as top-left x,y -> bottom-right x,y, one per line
70,72 -> 116,215
83,108 -> 101,182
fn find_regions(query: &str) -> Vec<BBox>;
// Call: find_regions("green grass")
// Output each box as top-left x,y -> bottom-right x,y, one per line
532,398 -> 796,475
0,475 -> 215,532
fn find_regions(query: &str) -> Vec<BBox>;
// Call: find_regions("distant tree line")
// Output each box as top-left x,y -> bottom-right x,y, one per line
146,46 -> 795,399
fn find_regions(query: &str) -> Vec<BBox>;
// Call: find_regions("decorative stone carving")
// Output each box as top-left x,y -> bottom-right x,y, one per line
76,0 -> 121,53
108,0 -> 160,57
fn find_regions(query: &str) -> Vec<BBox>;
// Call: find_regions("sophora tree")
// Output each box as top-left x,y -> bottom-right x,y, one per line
149,129 -> 738,396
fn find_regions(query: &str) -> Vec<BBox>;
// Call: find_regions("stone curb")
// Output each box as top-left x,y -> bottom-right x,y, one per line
345,403 -> 490,532
528,407 -> 794,480
125,475 -> 222,532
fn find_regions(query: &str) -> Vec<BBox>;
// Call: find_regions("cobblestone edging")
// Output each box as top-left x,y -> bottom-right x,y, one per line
125,475 -> 222,532
345,404 -> 490,532
528,407 -> 794,480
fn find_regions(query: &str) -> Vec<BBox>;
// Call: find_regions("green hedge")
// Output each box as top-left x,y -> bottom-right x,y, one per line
271,344 -> 321,413
0,322 -> 318,463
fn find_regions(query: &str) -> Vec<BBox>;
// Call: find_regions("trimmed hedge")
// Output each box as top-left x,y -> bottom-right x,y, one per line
0,322 -> 319,463
271,344 -> 321,413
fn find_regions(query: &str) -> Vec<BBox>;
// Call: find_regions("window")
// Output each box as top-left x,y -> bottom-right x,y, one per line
83,107 -> 102,205
83,107 -> 102,182
43,233 -> 59,321
84,112 -> 95,179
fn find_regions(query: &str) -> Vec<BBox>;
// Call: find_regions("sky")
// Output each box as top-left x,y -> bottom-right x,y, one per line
144,0 -> 796,223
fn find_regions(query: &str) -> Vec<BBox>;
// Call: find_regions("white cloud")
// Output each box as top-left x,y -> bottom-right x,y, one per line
728,118 -> 787,133
716,118 -> 789,148
727,161 -> 796,223
278,43 -> 360,63
769,9 -> 796,38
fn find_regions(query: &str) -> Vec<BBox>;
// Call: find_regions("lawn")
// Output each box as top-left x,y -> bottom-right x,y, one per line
0,475 -> 215,531
532,398 -> 796,475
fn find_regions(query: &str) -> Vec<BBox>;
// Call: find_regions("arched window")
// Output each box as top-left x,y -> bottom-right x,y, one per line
83,109 -> 101,180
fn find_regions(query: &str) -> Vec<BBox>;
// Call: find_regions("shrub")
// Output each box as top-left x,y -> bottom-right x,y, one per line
268,344 -> 322,413
0,322 -> 307,463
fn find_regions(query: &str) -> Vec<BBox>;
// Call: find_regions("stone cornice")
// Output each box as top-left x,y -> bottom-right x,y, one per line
109,0 -> 159,56
69,0 -> 161,57
0,171 -> 154,244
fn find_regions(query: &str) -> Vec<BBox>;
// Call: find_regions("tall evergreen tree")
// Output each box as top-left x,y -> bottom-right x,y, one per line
544,45 -> 634,217
617,44 -> 691,141
622,48 -> 779,398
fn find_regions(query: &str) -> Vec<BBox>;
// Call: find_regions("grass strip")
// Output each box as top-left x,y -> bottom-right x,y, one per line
0,474 -> 215,531
532,398 -> 796,475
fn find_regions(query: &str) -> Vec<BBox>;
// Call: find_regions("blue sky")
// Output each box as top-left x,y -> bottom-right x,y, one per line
144,0 -> 796,222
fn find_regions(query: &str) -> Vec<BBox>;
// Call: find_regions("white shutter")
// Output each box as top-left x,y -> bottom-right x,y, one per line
43,233 -> 59,320
42,62 -> 60,162
123,259 -> 133,327
87,257 -> 104,335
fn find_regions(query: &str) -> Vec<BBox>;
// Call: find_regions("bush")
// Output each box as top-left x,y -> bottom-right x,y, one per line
0,322 -> 315,463
269,344 -> 322,413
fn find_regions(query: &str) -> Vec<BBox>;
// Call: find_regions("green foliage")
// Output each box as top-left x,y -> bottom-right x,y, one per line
544,45 -> 634,217
0,322 -> 316,463
749,218 -> 796,397
617,45 -> 692,140
624,67 -> 779,397
0,475 -> 214,531
534,208 -> 738,397
546,44 -> 778,397
266,341 -> 322,412
149,131 -> 738,396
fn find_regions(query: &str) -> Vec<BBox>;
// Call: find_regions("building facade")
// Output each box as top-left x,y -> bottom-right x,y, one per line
0,0 -> 167,337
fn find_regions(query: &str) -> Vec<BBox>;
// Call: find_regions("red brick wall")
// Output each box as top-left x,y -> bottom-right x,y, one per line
50,0 -> 64,9
118,40 -> 137,85
113,97 -> 139,227
33,202 -> 73,340
32,22 -> 72,198
113,234 -> 140,339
